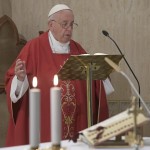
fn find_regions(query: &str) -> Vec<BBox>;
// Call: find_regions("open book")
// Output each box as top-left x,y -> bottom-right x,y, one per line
79,109 -> 149,146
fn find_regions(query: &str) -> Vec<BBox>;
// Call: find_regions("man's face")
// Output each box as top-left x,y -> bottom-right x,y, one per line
49,10 -> 75,43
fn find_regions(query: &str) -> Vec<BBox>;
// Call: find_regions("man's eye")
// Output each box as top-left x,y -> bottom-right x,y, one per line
62,23 -> 67,27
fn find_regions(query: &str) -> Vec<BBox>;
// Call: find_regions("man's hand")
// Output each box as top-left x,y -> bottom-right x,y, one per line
15,59 -> 26,81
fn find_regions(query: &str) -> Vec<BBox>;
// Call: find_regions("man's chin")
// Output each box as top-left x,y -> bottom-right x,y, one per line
63,38 -> 71,43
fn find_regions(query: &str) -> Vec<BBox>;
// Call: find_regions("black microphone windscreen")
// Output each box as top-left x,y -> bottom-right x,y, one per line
102,30 -> 109,37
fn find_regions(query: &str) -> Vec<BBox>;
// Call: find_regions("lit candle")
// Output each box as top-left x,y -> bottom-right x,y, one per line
50,74 -> 61,146
29,76 -> 40,149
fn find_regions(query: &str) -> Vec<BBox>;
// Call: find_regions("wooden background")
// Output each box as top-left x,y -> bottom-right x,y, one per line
0,0 -> 150,147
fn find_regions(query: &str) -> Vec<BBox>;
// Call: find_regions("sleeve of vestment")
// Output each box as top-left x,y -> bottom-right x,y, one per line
10,75 -> 29,103
5,39 -> 38,124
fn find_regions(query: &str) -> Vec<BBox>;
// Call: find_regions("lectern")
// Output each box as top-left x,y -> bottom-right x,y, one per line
57,54 -> 122,127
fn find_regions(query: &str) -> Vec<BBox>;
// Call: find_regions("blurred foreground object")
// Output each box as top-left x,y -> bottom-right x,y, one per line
0,15 -> 26,94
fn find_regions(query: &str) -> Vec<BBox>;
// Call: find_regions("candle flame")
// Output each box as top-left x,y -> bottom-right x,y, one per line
53,74 -> 58,86
32,76 -> 37,88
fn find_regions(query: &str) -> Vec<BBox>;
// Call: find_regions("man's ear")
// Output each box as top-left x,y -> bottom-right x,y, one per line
48,20 -> 53,28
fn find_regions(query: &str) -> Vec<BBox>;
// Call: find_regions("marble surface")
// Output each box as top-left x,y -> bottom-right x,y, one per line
0,138 -> 150,150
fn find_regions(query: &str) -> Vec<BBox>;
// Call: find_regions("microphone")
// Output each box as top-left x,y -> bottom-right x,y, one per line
102,30 -> 109,37
102,30 -> 141,107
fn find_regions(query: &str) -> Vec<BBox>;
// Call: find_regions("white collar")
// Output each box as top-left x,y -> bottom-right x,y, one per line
48,31 -> 70,54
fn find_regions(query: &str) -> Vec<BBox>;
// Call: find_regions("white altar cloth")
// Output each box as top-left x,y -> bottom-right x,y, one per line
0,137 -> 150,150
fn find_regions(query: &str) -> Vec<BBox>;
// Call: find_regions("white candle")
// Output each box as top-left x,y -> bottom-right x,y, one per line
29,76 -> 40,149
50,75 -> 61,145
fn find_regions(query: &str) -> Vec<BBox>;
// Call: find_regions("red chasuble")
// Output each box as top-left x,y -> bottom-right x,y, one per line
5,32 -> 109,146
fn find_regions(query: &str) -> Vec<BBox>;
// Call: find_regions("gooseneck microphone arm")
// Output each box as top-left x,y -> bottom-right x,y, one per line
102,30 -> 141,107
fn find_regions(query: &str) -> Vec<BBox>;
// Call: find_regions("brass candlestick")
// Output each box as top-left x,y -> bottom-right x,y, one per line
31,147 -> 39,150
36,144 -> 66,150
125,96 -> 144,149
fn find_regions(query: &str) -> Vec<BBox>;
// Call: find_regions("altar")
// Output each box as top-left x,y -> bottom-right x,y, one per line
0,138 -> 150,150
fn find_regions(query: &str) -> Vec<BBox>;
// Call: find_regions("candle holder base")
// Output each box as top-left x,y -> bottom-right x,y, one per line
36,144 -> 66,150
30,146 -> 39,150
49,144 -> 66,150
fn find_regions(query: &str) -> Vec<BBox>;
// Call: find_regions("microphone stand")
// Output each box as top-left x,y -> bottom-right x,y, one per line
103,31 -> 141,107
104,57 -> 150,116
105,57 -> 150,150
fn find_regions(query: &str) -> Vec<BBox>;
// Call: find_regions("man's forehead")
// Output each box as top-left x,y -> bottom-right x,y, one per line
54,10 -> 74,21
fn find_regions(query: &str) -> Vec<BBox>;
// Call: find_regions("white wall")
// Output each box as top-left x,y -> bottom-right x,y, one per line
10,0 -> 150,101
0,0 -> 150,146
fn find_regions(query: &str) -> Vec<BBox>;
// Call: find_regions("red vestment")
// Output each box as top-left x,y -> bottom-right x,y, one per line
5,32 -> 109,146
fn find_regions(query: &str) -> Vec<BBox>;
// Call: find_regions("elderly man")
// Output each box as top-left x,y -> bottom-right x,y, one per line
5,4 -> 112,146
